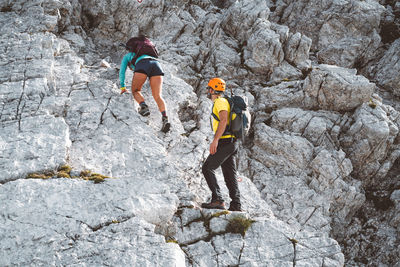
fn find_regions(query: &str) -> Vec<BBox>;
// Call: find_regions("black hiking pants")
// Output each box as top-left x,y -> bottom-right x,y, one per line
202,138 -> 241,206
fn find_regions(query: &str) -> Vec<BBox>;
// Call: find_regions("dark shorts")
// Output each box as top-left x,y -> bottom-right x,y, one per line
135,59 -> 164,77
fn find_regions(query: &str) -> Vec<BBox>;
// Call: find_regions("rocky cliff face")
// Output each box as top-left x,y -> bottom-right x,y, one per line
0,0 -> 399,266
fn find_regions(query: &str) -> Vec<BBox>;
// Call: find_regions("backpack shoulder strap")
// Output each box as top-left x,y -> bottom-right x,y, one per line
223,96 -> 234,132
211,102 -> 220,121
211,112 -> 219,121
130,44 -> 144,66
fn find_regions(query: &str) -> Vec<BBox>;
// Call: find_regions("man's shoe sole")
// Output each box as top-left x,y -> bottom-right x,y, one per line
201,204 -> 226,210
202,206 -> 225,210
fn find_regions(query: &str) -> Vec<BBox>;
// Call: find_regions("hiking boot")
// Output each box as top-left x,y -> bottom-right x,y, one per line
201,201 -> 225,210
138,104 -> 150,116
228,205 -> 242,212
161,116 -> 170,133
228,202 -> 242,212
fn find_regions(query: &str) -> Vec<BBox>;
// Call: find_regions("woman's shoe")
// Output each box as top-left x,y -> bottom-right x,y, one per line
161,116 -> 170,133
138,104 -> 150,116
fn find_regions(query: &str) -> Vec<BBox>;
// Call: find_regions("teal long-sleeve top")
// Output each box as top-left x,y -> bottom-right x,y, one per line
119,52 -> 157,88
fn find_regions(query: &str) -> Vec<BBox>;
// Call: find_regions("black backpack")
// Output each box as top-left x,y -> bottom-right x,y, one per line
212,95 -> 251,141
125,36 -> 159,66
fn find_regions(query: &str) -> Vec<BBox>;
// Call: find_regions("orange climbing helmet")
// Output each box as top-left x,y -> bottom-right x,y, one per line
208,78 -> 226,92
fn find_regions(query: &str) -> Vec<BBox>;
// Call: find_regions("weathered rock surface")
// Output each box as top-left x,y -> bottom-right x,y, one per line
180,213 -> 344,266
340,101 -> 400,184
0,178 -> 184,266
371,39 -> 400,96
303,64 -> 375,112
0,0 -> 399,266
251,120 -> 365,234
0,115 -> 71,183
270,0 -> 385,69
244,20 -> 285,75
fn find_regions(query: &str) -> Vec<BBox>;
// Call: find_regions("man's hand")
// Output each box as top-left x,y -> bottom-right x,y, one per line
210,139 -> 219,155
120,87 -> 127,94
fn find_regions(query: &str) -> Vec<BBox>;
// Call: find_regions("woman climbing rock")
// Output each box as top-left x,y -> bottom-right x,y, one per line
119,35 -> 170,133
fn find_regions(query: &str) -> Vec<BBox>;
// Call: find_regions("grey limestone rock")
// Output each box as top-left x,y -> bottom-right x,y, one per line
252,112 -> 366,239
269,61 -> 304,84
284,32 -> 312,70
1,0 -> 400,266
340,102 -> 400,185
303,64 -> 375,111
244,20 -> 285,75
0,115 -> 71,183
0,178 -> 183,266
317,33 -> 381,69
253,123 -> 314,174
372,39 -> 400,96
390,190 -> 400,227
309,149 -> 365,225
257,81 -> 305,111
179,215 -> 344,266
221,0 -> 270,40
270,0 -> 385,68
270,107 -> 342,148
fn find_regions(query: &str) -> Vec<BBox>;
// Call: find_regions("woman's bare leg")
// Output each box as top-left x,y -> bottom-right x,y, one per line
149,75 -> 166,113
131,72 -> 148,104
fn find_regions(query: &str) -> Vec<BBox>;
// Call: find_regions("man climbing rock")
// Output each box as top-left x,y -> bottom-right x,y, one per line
201,78 -> 242,212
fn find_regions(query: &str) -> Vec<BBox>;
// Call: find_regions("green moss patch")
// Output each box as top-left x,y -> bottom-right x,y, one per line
58,165 -> 72,173
80,170 -> 92,177
27,173 -> 52,179
80,171 -> 111,184
211,210 -> 230,218
226,215 -> 256,237
166,239 -> 178,244
26,166 -> 112,184
368,99 -> 377,109
27,169 -> 56,179
57,171 -> 71,178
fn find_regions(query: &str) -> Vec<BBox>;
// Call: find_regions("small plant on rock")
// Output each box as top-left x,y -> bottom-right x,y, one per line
58,165 -> 72,173
26,167 -> 112,184
27,169 -> 56,179
55,165 -> 72,178
226,215 -> 255,237
27,173 -> 51,179
165,236 -> 178,244
83,173 -> 110,184
57,171 -> 70,178
211,210 -> 229,218
368,99 -> 377,109
80,170 -> 92,177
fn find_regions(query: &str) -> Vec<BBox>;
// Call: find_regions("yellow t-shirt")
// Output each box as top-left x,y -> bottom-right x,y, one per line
212,97 -> 236,139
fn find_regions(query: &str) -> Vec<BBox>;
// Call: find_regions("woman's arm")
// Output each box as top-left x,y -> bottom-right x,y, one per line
119,53 -> 133,88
